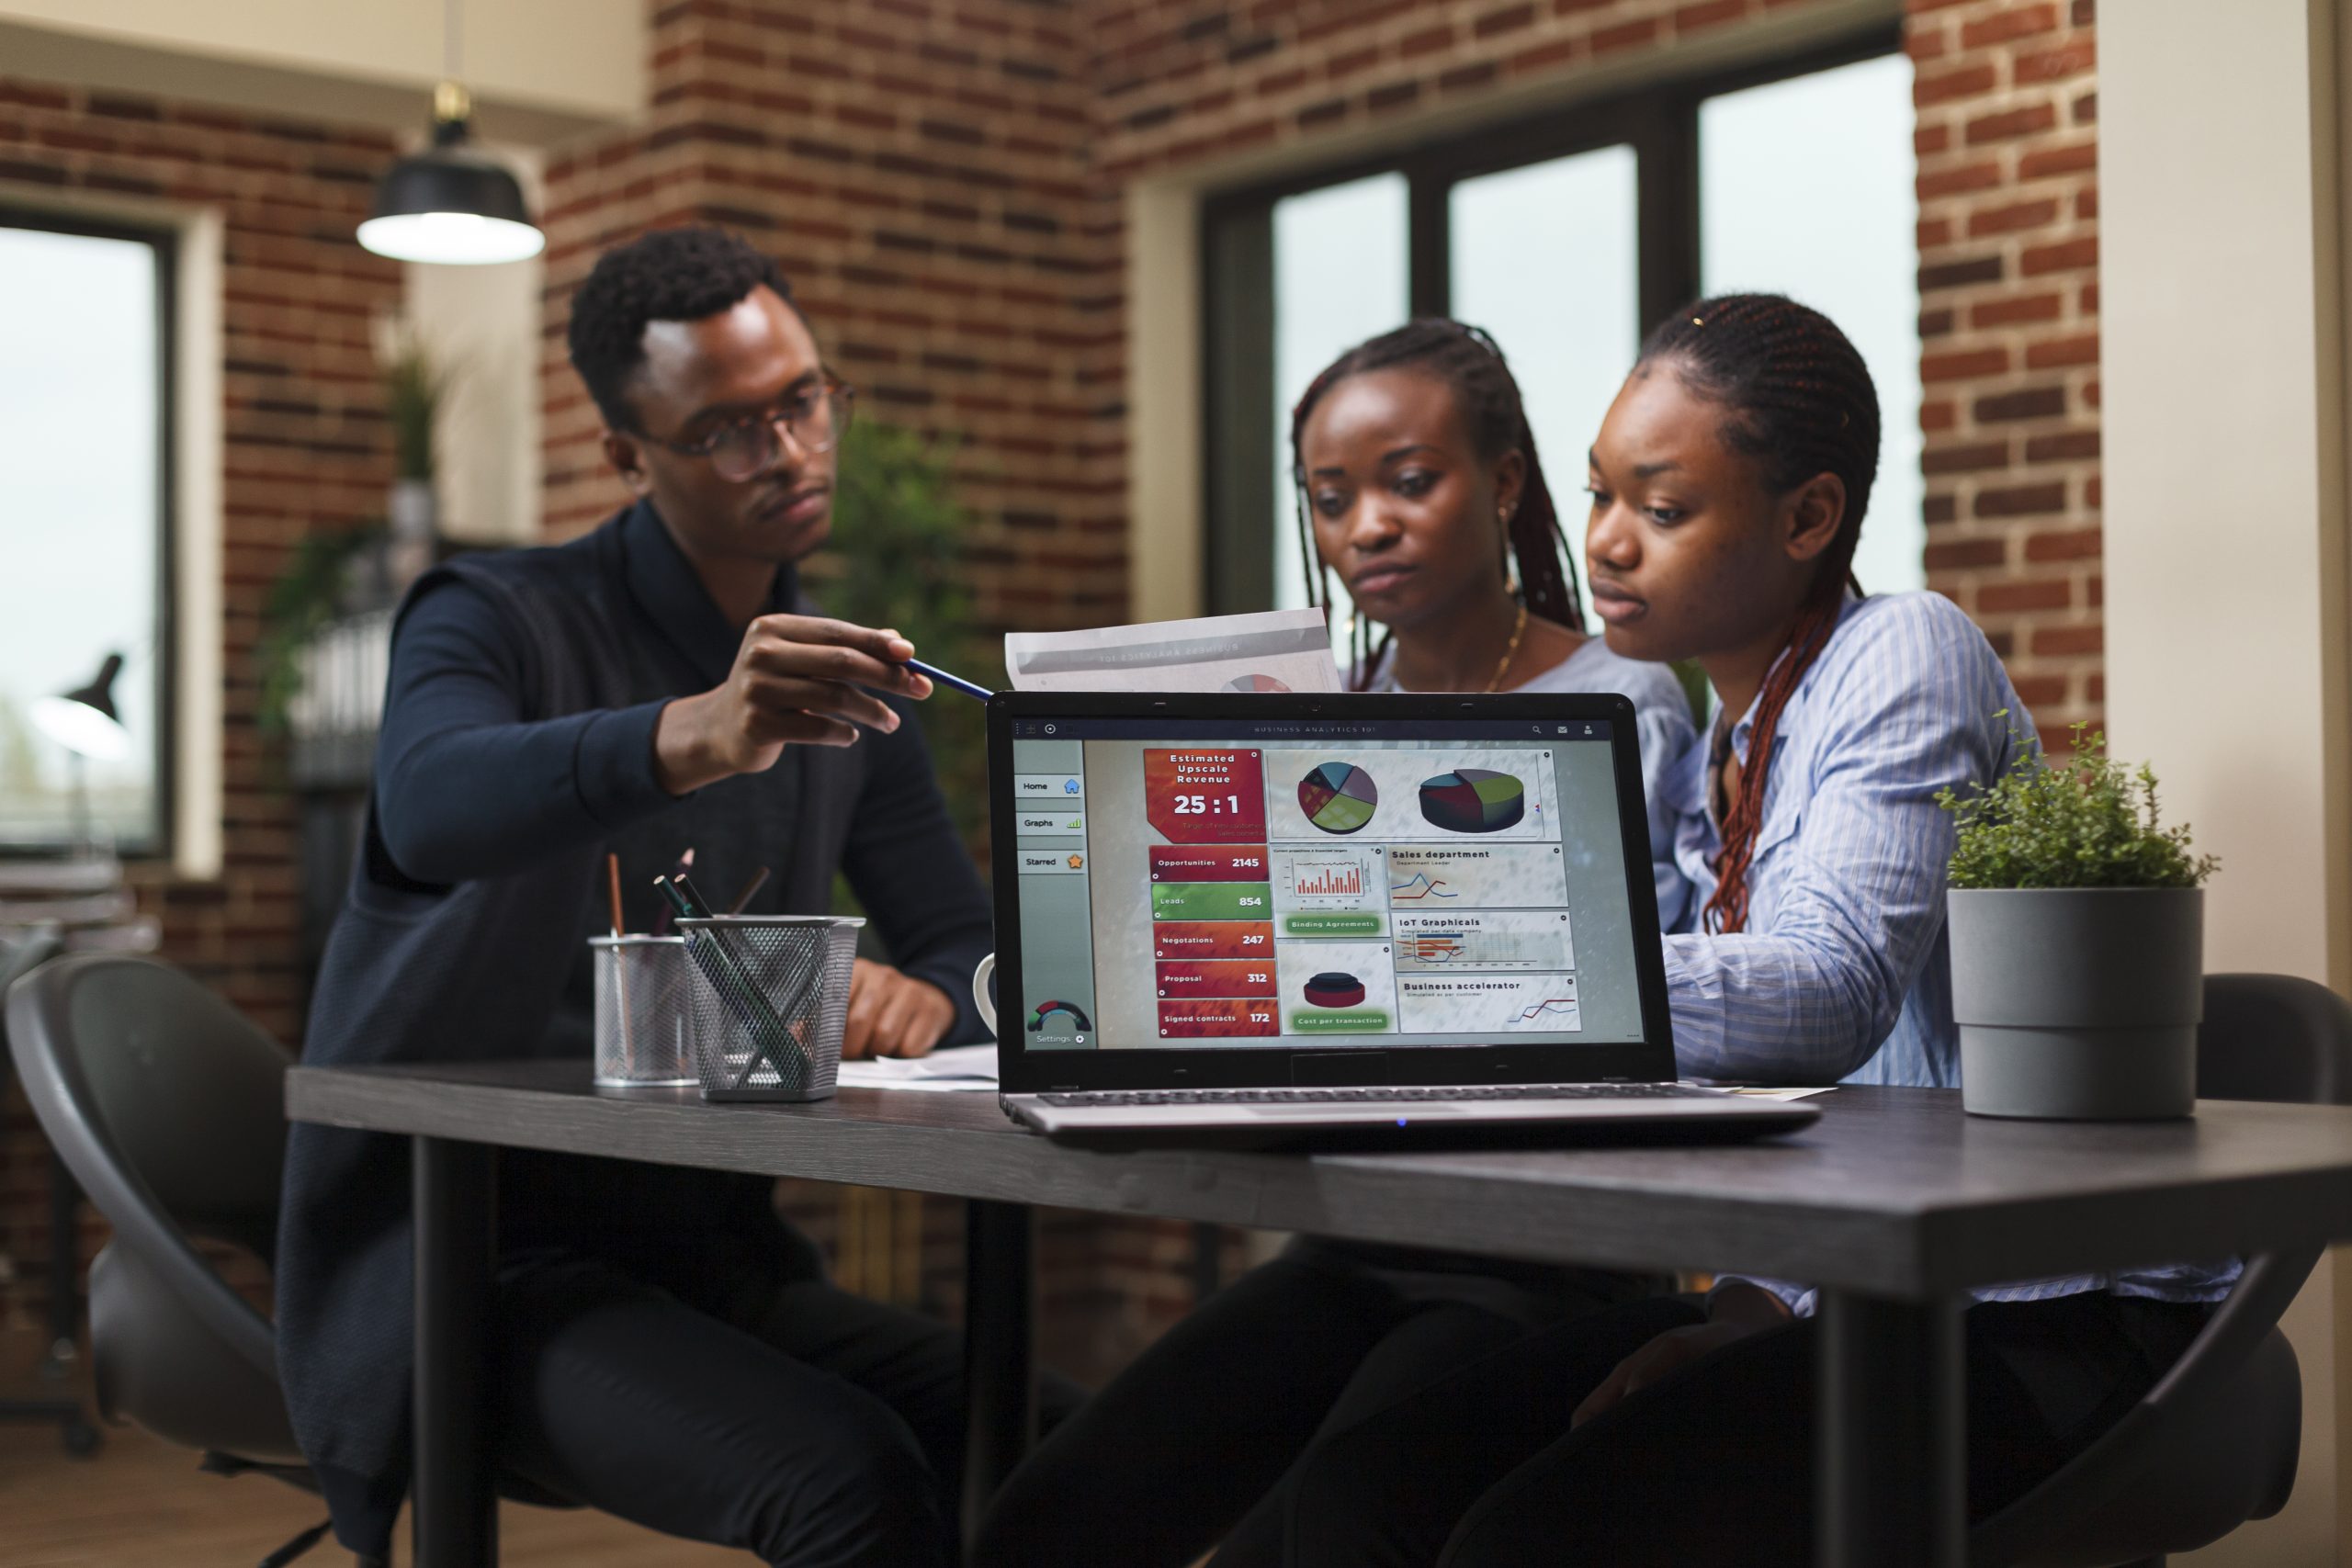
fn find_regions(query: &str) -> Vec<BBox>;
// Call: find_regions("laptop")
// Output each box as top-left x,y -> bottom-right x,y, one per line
986,690 -> 1818,1145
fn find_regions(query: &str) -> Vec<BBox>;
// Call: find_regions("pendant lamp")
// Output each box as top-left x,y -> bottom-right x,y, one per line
357,1 -> 545,265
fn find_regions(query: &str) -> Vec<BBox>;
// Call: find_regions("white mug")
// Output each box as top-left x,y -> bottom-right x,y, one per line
973,953 -> 996,1034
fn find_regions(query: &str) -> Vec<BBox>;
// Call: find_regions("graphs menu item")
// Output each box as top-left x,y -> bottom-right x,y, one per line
1011,718 -> 1645,1052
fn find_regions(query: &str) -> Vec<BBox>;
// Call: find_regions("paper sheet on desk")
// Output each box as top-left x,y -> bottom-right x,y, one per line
1003,608 -> 1340,694
836,1043 -> 999,1092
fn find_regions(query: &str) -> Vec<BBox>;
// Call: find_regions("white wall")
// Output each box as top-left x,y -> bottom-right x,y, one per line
2102,1 -> 2352,1560
0,0 -> 640,143
402,148 -> 546,546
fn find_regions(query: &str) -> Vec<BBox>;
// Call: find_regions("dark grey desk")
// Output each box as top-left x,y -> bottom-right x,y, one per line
286,1062 -> 2352,1568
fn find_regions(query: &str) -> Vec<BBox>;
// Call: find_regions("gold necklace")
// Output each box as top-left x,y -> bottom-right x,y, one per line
1484,603 -> 1529,693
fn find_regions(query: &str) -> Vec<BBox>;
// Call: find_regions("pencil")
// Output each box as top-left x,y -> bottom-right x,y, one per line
605,852 -> 636,1070
905,657 -> 992,701
652,847 -> 695,935
726,865 -> 772,915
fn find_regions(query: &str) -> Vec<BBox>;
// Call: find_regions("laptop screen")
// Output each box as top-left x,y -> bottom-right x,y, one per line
1001,706 -> 1654,1056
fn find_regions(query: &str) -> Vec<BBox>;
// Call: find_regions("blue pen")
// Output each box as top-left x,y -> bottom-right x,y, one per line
905,657 -> 993,701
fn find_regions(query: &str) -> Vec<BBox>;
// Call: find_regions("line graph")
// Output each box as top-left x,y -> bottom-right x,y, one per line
1389,873 -> 1458,900
1513,997 -> 1579,1022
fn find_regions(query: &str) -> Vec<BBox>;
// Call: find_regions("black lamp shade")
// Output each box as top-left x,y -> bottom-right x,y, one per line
358,119 -> 544,265
63,652 -> 123,724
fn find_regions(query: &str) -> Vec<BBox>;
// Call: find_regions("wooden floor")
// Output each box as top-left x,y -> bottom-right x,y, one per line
0,1339 -> 742,1567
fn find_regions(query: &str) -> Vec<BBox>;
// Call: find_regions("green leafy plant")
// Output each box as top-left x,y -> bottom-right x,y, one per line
254,525 -> 387,736
382,334 -> 450,482
808,418 -> 990,854
1939,718 -> 2218,890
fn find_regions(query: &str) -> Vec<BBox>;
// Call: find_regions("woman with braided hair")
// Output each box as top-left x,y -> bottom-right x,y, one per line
1290,317 -> 1697,920
971,321 -> 1698,1568
1193,295 -> 2233,1565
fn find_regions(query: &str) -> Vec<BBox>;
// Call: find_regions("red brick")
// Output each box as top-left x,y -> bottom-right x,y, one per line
1972,292 -> 2064,328
2025,528 -> 2102,562
1923,347 -> 2011,383
2021,237 -> 2098,276
1474,3 -> 1537,38
2018,139 -> 2097,180
1961,5 -> 2059,49
1510,37 -> 1584,73
2016,39 -> 2096,84
1979,579 -> 2074,613
1401,23 -> 1456,58
1592,18 -> 1660,53
1923,440 -> 2013,474
1967,104 -> 2058,144
1976,386 -> 2067,422
2031,623 -> 2103,656
1916,62 -> 1998,107
1977,482 -> 2070,519
2026,333 -> 2099,368
1674,0 -> 1747,30
1917,161 -> 2003,200
1969,197 -> 2060,237
1927,538 -> 2007,570
2025,430 -> 2100,462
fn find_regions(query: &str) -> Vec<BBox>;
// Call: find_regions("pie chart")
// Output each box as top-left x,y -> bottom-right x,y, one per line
1419,769 -> 1525,833
1223,672 -> 1292,693
1296,762 -> 1378,834
1304,972 -> 1365,1009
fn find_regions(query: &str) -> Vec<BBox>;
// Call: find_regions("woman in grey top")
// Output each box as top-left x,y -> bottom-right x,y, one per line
1324,321 -> 1696,923
975,320 -> 1697,1568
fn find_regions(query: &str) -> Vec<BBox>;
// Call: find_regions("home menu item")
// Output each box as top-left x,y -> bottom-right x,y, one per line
1010,713 -> 1647,1052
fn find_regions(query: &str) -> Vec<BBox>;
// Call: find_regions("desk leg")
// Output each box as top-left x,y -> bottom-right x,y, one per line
413,1136 -> 497,1568
960,1199 -> 1035,1544
1815,1291 -> 1963,1568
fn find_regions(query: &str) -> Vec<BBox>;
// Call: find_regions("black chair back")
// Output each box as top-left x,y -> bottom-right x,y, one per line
1973,972 -> 2352,1566
5,953 -> 300,1462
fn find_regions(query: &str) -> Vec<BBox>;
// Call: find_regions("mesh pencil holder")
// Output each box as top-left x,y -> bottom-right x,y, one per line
675,915 -> 864,1102
589,935 -> 698,1090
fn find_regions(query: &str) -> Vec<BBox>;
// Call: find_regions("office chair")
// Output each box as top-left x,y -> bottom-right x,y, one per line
0,923 -> 100,1454
8,953 -> 579,1567
1971,972 -> 2352,1567
6,951 -> 304,1472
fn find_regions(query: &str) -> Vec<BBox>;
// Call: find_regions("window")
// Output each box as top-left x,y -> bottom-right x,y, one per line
1204,28 -> 1917,629
0,214 -> 175,854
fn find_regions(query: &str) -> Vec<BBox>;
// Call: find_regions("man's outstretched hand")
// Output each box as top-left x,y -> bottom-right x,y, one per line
654,615 -> 934,795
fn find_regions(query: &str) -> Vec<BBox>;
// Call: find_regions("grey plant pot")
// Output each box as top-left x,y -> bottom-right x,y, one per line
1947,886 -> 2202,1120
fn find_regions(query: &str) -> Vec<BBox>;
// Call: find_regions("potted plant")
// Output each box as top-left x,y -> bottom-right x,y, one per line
1939,720 -> 2219,1120
380,328 -> 450,587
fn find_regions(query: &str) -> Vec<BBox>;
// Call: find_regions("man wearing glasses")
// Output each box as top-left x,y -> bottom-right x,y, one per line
277,226 -> 1053,1567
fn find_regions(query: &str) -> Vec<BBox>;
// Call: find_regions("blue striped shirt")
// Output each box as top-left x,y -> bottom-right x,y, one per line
1666,592 -> 2234,1313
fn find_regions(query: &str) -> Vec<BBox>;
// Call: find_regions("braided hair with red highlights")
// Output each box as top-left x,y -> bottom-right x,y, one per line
1636,295 -> 1880,934
1288,319 -> 1584,690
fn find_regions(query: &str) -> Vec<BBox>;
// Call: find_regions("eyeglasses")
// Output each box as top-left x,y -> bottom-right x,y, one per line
654,374 -> 855,482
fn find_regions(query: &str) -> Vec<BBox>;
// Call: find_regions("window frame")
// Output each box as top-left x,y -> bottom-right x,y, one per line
0,206 -> 179,859
1198,21 -> 1904,615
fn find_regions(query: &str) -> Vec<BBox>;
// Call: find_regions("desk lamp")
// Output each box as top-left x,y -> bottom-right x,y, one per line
29,653 -> 129,849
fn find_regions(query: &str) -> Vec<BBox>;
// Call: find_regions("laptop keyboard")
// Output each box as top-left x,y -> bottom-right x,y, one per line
1035,1084 -> 1717,1108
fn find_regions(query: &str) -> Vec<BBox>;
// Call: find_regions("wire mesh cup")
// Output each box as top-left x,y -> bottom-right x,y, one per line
675,915 -> 864,1102
590,935 -> 698,1090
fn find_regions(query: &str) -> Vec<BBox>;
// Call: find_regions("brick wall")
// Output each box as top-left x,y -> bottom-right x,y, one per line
1909,0 -> 2101,735
0,0 -> 2108,1364
537,0 -> 1125,635
0,80 -> 401,1327
526,0 -> 2108,1380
